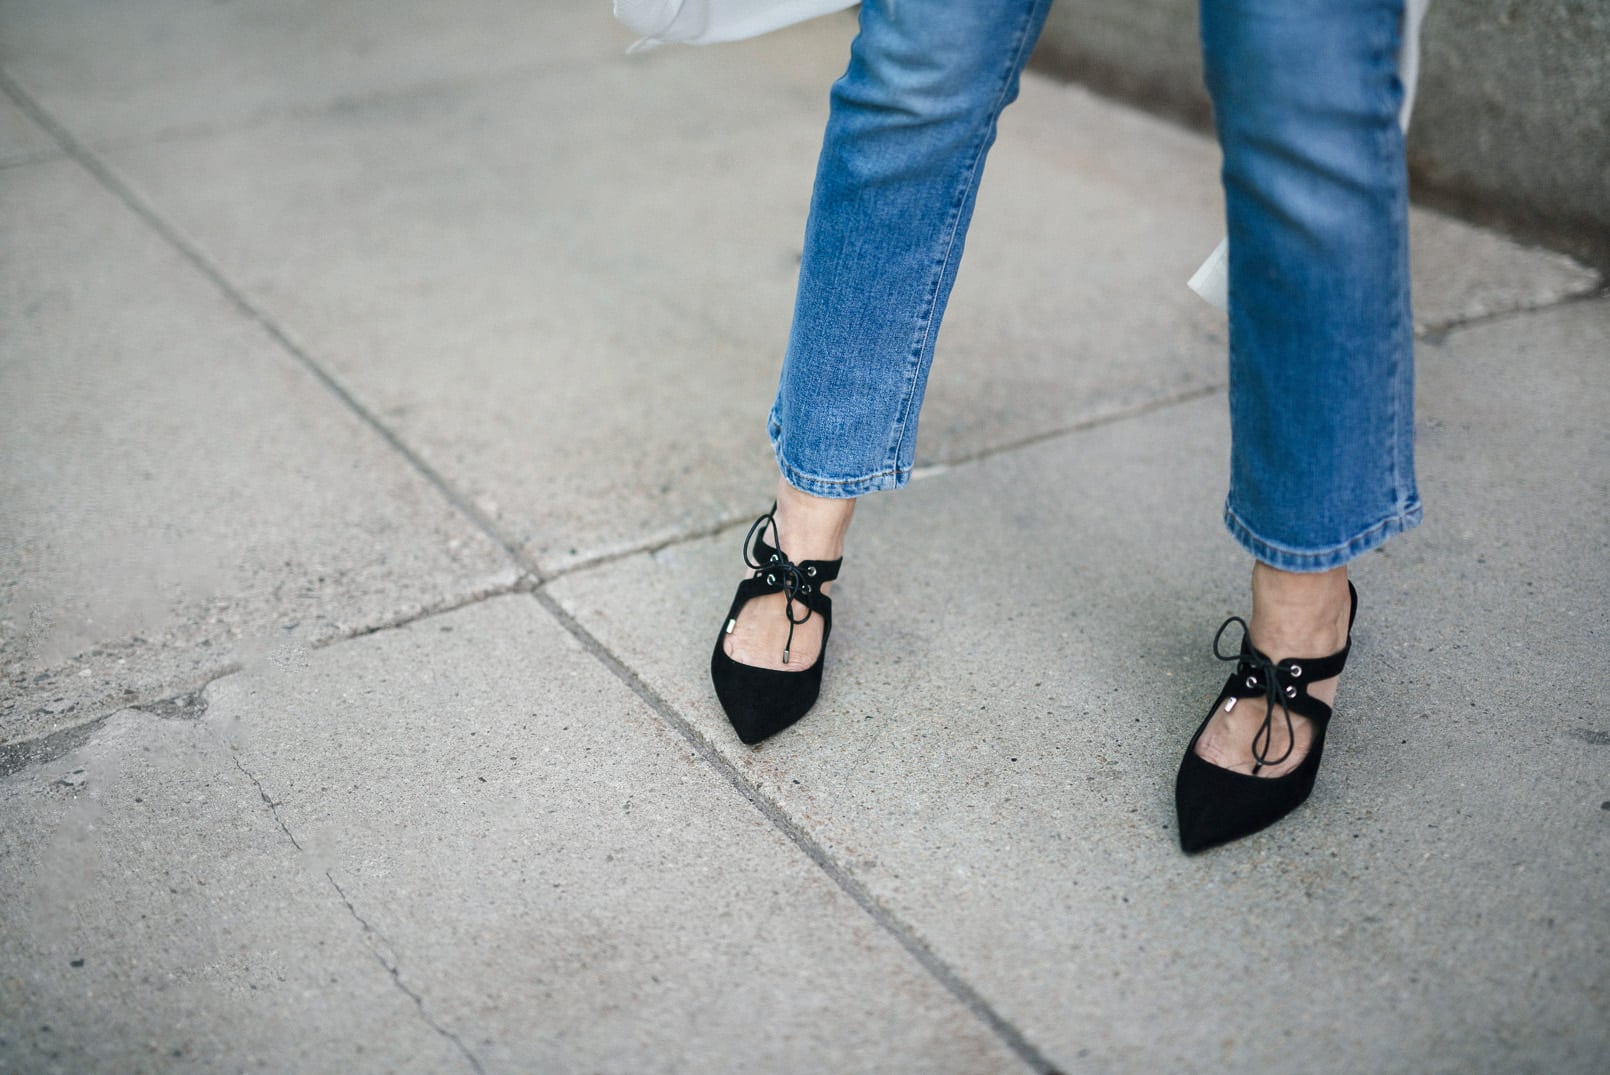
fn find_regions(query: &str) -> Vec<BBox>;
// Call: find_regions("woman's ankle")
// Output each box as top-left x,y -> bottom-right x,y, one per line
1247,562 -> 1350,662
771,477 -> 855,564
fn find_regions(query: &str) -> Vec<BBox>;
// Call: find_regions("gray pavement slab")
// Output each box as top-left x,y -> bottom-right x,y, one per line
0,157 -> 516,747
82,15 -> 845,574
1,593 -> 1029,1073
1405,206 -> 1601,330
0,707 -> 468,1073
0,0 -> 629,147
548,297 -> 1610,1071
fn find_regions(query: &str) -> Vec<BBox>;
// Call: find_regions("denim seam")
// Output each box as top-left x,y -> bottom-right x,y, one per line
1375,0 -> 1415,524
885,0 -> 1050,480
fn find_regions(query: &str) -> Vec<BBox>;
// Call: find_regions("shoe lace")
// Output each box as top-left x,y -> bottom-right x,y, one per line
1212,616 -> 1295,775
743,508 -> 814,665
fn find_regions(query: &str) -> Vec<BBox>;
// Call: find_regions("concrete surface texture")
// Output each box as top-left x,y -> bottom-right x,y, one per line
1,2 -> 1607,1072
1035,0 -> 1610,270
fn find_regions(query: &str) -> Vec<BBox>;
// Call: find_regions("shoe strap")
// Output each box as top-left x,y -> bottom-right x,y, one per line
1211,582 -> 1359,772
737,506 -> 841,666
751,536 -> 840,584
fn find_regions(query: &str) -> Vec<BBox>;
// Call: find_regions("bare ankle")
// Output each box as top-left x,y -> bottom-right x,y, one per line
771,478 -> 855,564
1248,562 -> 1350,659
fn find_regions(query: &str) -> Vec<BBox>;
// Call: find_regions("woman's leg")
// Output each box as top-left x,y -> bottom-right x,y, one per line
769,0 -> 1056,499
1189,0 -> 1420,778
1208,0 -> 1419,573
727,0 -> 1055,675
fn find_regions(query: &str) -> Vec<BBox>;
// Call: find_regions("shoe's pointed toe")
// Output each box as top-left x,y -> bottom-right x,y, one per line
1173,747 -> 1312,854
1174,752 -> 1229,855
710,641 -> 826,744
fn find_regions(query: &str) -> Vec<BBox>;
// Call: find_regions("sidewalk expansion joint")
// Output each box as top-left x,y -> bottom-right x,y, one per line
543,384 -> 1234,586
325,871 -> 488,1075
528,586 -> 1063,1075
927,381 -> 1227,478
543,512 -> 775,582
307,574 -> 540,649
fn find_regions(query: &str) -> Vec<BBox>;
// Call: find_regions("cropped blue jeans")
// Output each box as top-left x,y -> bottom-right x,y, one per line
768,0 -> 1422,571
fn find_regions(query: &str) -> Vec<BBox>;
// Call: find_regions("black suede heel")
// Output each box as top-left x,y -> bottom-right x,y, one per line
1175,583 -> 1358,854
710,506 -> 841,745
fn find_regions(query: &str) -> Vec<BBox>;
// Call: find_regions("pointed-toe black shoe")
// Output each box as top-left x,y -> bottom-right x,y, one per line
710,506 -> 840,745
1175,583 -> 1358,854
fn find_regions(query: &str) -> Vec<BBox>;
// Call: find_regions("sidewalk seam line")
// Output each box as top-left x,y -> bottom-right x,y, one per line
528,586 -> 1060,1075
541,382 -> 1228,586
533,277 -> 1610,585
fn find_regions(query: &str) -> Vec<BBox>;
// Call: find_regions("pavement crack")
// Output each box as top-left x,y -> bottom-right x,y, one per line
223,746 -> 303,853
209,732 -> 484,1071
325,872 -> 487,1075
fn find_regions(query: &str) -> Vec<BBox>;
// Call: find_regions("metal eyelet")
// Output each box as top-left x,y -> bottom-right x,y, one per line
802,584 -> 812,594
769,553 -> 779,563
1288,664 -> 1303,678
765,573 -> 776,585
805,566 -> 817,577
1285,685 -> 1297,698
1245,676 -> 1258,690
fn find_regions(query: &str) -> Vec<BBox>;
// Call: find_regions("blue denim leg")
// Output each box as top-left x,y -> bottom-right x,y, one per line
1202,0 -> 1423,570
770,0 -> 1054,498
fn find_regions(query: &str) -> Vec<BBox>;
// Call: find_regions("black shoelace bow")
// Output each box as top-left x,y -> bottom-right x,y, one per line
1212,616 -> 1298,775
744,509 -> 815,664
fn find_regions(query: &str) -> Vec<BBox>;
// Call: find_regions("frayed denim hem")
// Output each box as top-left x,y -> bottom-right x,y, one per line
1224,498 -> 1423,572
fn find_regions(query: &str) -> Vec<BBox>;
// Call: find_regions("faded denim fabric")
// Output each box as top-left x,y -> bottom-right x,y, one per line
770,0 -> 1421,571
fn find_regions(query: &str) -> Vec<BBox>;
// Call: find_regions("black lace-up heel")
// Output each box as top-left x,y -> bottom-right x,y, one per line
710,505 -> 841,745
1175,583 -> 1359,854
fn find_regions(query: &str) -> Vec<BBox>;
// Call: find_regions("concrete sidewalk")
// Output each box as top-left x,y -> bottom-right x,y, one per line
2,2 -> 1606,1072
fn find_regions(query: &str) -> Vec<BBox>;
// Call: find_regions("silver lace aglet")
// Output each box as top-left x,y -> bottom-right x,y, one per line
1223,696 -> 1237,712
724,618 -> 736,635
782,648 -> 791,665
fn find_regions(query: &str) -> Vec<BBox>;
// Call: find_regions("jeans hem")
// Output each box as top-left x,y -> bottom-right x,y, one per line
1224,498 -> 1423,572
774,454 -> 908,499
770,441 -> 906,500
